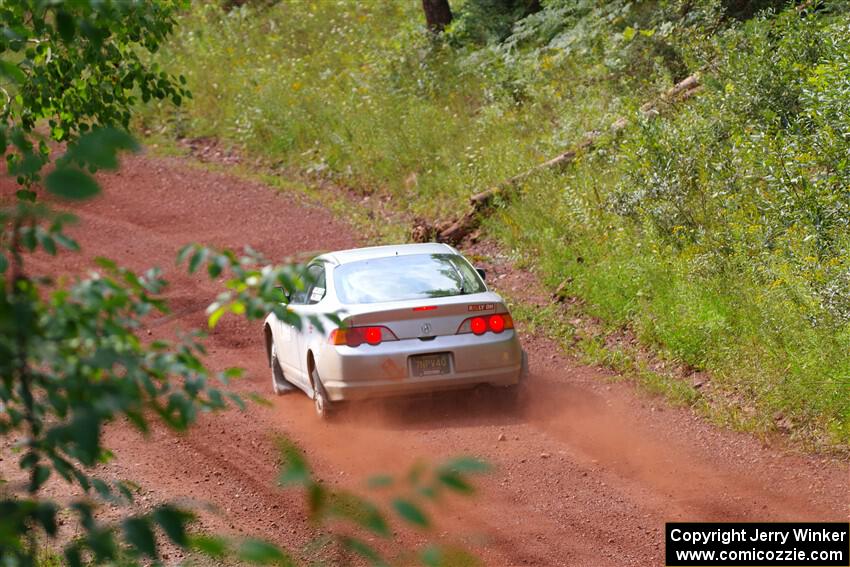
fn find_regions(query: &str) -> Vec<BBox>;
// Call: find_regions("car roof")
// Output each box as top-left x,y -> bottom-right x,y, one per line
322,243 -> 456,265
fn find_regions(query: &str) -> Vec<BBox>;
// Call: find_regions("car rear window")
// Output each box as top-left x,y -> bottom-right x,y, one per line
333,253 -> 487,304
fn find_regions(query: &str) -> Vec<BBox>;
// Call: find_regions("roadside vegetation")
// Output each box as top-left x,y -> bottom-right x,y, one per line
143,0 -> 850,448
0,3 -> 485,566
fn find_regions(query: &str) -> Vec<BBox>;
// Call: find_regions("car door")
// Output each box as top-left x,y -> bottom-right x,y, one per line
282,262 -> 327,389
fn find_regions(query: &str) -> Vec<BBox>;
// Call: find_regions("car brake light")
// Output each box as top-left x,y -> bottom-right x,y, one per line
470,317 -> 487,335
457,313 -> 514,335
364,327 -> 382,345
330,326 -> 398,347
413,305 -> 437,311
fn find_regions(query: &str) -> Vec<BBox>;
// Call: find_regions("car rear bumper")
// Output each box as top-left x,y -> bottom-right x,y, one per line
316,331 -> 522,402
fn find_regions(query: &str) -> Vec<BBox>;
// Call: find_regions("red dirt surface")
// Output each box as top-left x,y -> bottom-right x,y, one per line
16,153 -> 850,566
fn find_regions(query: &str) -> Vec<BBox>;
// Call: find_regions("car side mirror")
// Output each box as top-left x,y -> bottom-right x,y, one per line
475,267 -> 486,281
275,285 -> 290,303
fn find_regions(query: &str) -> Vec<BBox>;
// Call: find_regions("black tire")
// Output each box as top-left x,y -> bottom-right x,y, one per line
270,344 -> 294,395
310,366 -> 333,420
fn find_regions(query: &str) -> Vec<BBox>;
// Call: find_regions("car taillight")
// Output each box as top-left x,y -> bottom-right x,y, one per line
364,327 -> 382,345
470,317 -> 487,335
330,326 -> 398,347
457,313 -> 514,335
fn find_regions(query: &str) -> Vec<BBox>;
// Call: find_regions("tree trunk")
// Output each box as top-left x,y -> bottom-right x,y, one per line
422,0 -> 453,32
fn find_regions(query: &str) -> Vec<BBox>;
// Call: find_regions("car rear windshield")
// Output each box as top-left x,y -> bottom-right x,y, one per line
333,253 -> 487,304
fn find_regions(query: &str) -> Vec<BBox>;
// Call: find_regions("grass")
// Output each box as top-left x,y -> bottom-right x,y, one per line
140,0 -> 850,449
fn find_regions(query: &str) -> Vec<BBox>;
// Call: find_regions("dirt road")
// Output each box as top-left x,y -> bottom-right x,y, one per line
23,153 -> 850,566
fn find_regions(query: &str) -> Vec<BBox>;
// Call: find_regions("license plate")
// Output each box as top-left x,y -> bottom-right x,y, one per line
410,353 -> 451,377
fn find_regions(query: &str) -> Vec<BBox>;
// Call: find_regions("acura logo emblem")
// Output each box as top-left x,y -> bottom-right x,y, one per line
420,322 -> 432,336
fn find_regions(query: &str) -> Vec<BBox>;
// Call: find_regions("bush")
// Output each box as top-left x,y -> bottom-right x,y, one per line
492,5 -> 850,443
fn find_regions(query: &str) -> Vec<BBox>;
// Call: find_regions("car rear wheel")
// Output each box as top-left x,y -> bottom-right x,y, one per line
311,366 -> 333,420
270,344 -> 294,395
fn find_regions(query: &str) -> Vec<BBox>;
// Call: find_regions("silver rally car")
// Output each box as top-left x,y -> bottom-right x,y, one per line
263,243 -> 526,418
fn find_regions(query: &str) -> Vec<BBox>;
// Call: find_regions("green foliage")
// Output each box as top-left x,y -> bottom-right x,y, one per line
147,0 -> 850,444
610,8 -> 850,326
238,539 -> 294,566
0,3 -> 290,566
142,0 -> 726,217
1,175 -> 368,564
489,4 -> 850,441
142,1 -> 595,218
176,243 -> 334,331
501,0 -> 720,82
0,199 -> 309,565
446,0 -> 542,45
721,0 -> 791,20
0,0 -> 189,191
277,439 -> 488,566
0,3 -> 490,567
0,123 -> 482,567
2,0 -> 189,132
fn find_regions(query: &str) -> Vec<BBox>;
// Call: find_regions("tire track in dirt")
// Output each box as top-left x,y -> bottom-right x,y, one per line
16,153 -> 849,566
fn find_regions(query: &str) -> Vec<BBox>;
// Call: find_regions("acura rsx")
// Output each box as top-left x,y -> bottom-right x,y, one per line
262,243 -> 526,418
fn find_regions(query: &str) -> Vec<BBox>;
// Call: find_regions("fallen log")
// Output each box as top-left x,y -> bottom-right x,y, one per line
416,73 -> 702,245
